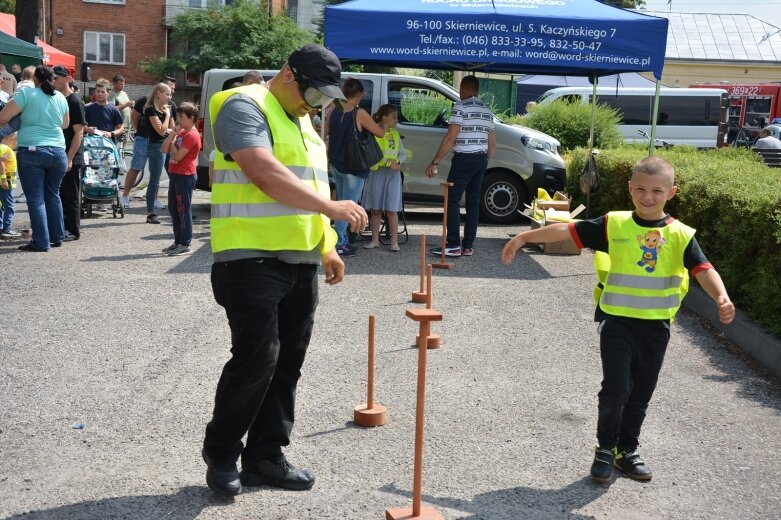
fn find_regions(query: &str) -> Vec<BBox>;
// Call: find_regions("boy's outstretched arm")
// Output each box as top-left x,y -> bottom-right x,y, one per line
694,268 -> 735,324
501,222 -> 575,265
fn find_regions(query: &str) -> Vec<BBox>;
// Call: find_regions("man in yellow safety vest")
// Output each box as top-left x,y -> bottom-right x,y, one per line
201,44 -> 368,497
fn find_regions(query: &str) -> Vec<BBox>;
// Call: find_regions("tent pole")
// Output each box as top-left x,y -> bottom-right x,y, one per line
588,76 -> 598,152
649,80 -> 661,157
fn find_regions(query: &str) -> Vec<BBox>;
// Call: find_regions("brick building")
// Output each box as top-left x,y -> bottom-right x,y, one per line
37,0 -> 322,102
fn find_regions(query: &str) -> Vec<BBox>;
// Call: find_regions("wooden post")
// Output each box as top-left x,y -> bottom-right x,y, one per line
354,315 -> 387,427
386,308 -> 445,520
416,264 -> 441,349
431,182 -> 454,269
412,234 -> 428,303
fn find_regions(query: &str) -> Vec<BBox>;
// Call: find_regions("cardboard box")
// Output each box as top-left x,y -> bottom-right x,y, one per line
534,191 -> 571,211
527,204 -> 586,255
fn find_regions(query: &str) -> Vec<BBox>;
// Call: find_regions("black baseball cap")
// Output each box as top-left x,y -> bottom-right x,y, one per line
52,65 -> 70,78
288,44 -> 345,101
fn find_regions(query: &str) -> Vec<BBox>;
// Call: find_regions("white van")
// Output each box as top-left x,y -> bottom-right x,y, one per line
196,70 -> 567,224
537,87 -> 729,148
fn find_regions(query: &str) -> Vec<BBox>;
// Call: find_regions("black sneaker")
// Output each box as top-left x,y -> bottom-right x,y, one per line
614,448 -> 653,481
336,244 -> 357,257
590,446 -> 615,483
147,214 -> 160,224
240,459 -> 315,491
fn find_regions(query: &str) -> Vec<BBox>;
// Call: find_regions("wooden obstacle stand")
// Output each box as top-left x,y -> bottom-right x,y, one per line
354,315 -> 387,427
431,182 -> 454,270
412,234 -> 428,303
386,306 -> 445,520
415,264 -> 440,349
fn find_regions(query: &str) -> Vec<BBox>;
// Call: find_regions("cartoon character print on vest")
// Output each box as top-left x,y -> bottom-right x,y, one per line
637,229 -> 666,273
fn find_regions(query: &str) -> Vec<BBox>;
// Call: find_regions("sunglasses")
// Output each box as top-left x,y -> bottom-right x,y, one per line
290,65 -> 336,110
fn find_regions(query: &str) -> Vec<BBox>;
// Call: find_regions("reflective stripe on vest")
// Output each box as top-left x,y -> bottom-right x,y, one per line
598,211 -> 695,320
209,84 -> 337,255
605,273 -> 684,291
370,128 -> 400,171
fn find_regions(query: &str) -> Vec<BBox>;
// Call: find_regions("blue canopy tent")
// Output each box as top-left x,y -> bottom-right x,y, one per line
325,0 -> 670,159
325,0 -> 667,79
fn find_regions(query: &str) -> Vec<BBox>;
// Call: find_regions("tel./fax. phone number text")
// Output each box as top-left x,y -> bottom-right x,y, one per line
461,34 -> 602,51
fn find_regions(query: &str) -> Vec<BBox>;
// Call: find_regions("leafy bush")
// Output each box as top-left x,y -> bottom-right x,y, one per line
567,146 -> 781,338
508,99 -> 624,151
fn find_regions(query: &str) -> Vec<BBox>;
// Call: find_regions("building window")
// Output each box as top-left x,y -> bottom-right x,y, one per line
84,31 -> 125,65
83,0 -> 126,4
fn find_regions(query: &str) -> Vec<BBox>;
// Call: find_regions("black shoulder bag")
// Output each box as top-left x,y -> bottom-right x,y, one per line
347,109 -> 383,172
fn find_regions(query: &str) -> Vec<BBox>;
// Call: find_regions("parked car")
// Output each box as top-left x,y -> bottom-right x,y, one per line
197,70 -> 566,223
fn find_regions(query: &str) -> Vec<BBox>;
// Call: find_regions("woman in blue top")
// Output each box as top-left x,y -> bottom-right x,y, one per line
0,66 -> 69,252
325,78 -> 384,257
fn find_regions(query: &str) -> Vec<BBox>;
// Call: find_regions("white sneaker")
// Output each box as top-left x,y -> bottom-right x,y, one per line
120,196 -> 130,208
154,199 -> 166,210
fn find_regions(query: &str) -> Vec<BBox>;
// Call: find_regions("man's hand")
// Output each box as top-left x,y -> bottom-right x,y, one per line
425,163 -> 438,178
717,296 -> 735,324
67,158 -> 72,171
322,248 -> 345,285
324,200 -> 368,232
501,236 -> 526,265
0,177 -> 8,190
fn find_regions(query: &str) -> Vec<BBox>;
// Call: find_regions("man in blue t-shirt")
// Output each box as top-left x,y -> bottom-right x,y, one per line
84,78 -> 124,142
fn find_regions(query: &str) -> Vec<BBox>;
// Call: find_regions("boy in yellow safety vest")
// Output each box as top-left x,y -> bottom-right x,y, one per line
0,134 -> 19,239
501,156 -> 735,483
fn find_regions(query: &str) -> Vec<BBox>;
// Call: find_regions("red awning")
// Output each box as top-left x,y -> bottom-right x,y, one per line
0,14 -> 75,74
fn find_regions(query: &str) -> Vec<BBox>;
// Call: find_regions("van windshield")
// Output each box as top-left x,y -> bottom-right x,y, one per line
537,91 -> 557,103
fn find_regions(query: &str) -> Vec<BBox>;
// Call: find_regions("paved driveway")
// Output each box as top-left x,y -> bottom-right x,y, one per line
1,199 -> 779,519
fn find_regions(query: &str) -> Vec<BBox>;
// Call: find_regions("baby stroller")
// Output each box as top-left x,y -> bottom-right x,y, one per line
80,134 -> 125,218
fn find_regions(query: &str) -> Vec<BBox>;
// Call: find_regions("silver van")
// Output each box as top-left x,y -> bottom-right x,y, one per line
537,86 -> 729,148
196,70 -> 566,224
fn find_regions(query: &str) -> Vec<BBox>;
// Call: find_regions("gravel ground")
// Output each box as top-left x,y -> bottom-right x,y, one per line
0,193 -> 779,520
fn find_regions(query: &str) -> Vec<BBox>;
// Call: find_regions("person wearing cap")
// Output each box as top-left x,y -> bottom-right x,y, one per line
201,43 -> 368,497
753,127 -> 781,150
53,65 -> 86,241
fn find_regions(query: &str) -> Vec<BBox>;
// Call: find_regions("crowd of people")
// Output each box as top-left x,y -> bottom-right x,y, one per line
0,65 -> 199,255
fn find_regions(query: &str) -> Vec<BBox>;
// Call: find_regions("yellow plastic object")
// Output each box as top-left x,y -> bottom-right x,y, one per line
536,188 -> 552,200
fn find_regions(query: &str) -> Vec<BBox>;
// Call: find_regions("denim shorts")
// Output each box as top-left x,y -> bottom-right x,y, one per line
130,135 -> 149,171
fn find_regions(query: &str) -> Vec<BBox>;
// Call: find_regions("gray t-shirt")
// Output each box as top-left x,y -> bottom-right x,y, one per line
754,135 -> 781,150
212,94 -> 321,265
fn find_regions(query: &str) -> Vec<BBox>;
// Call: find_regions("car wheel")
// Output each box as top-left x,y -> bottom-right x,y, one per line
480,171 -> 527,224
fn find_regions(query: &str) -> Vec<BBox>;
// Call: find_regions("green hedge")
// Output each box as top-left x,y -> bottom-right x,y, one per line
567,146 -> 781,338
506,99 -> 624,151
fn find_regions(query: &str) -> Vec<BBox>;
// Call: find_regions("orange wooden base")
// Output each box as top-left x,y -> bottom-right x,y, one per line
411,291 -> 428,303
415,333 -> 441,349
353,403 -> 387,427
430,262 -> 453,270
385,506 -> 445,520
